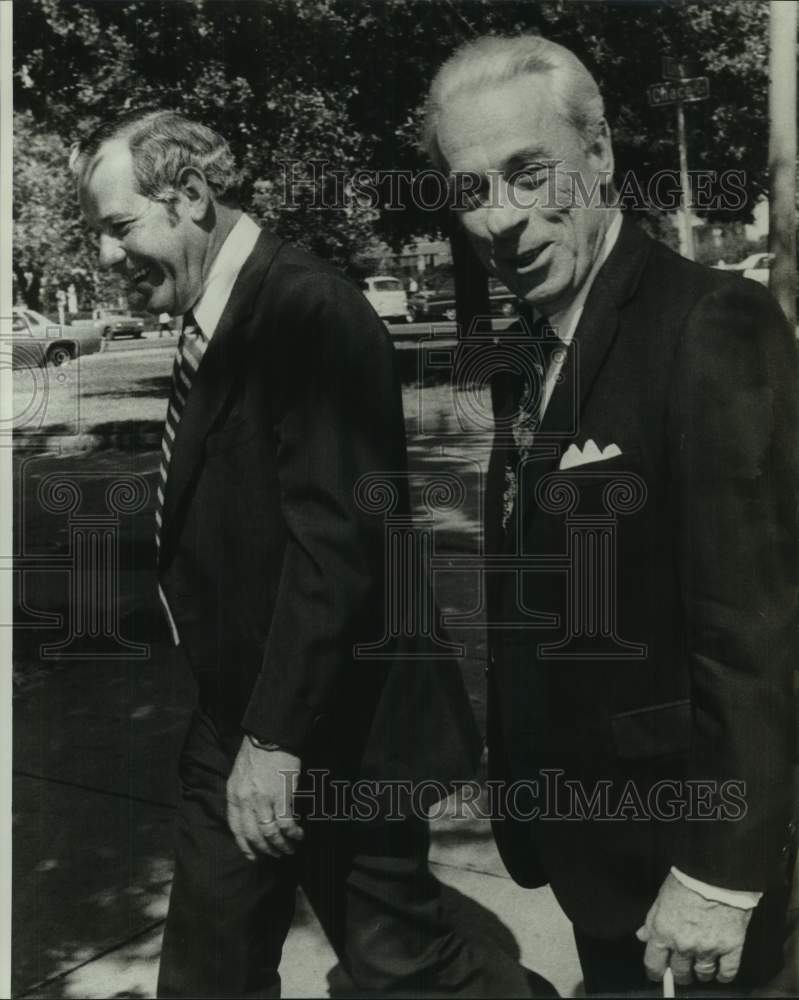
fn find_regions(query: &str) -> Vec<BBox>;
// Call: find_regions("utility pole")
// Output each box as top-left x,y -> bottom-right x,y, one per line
675,98 -> 695,261
647,59 -> 709,262
768,0 -> 797,327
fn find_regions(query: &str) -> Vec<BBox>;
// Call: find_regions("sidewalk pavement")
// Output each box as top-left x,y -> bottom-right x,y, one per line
13,634 -> 799,1000
13,651 -> 582,999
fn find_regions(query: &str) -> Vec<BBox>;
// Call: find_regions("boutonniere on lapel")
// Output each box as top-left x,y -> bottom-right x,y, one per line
513,419 -> 539,457
559,438 -> 622,470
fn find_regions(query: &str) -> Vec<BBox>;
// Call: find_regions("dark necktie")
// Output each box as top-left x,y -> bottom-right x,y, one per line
154,309 -> 207,553
488,315 -> 563,545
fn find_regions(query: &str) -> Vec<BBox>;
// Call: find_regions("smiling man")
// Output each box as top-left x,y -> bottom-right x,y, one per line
68,109 -> 530,998
424,35 -> 798,997
436,69 -> 613,316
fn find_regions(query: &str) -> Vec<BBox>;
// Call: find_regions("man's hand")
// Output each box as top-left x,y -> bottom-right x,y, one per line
636,873 -> 753,986
226,738 -> 305,861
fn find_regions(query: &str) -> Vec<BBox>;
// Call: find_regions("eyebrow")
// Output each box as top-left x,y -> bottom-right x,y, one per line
449,148 -> 552,178
504,149 -> 552,169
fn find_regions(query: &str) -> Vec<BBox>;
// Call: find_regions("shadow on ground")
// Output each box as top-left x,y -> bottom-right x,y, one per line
325,881 -> 558,998
80,376 -> 172,401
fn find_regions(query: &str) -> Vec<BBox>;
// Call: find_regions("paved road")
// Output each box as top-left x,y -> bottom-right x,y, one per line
13,344 -> 175,440
13,326 -> 465,443
100,318 -> 460,352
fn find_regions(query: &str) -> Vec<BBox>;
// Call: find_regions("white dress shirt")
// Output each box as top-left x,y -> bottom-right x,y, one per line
191,213 -> 261,341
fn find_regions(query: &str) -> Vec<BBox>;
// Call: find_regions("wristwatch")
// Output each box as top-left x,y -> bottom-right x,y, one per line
246,733 -> 282,751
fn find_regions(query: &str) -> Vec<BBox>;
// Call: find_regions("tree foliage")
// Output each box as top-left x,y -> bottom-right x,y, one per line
13,0 -> 770,307
13,110 -> 128,311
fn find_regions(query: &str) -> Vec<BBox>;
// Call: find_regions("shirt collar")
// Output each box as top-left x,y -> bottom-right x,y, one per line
183,213 -> 261,340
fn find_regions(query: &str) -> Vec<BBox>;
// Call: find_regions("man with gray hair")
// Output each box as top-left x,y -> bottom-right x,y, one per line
70,108 -> 534,998
424,33 -> 797,996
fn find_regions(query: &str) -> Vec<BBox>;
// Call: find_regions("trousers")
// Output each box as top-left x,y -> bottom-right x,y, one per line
157,708 -> 531,998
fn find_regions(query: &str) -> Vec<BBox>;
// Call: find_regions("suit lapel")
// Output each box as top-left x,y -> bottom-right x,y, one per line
540,266 -> 620,440
159,227 -> 284,565
540,217 -> 653,438
517,218 -> 653,528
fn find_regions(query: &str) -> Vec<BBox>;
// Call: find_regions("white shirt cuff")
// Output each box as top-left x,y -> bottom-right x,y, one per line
670,866 -> 762,909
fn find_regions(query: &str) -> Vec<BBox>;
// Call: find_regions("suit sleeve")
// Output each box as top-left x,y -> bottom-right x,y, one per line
240,271 -> 406,753
668,277 -> 798,890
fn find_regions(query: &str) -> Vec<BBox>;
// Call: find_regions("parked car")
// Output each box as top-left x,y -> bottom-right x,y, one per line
408,275 -> 520,321
11,306 -> 102,368
70,308 -> 146,340
360,275 -> 412,323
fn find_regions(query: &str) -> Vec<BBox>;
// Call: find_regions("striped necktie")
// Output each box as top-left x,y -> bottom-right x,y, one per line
154,309 -> 207,552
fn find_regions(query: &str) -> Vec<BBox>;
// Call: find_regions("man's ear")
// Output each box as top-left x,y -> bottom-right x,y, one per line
587,118 -> 614,187
175,165 -> 213,221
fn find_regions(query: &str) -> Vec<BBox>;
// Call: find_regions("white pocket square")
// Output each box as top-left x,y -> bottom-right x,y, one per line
559,439 -> 622,470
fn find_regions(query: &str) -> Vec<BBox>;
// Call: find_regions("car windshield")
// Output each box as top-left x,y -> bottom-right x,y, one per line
373,279 -> 402,291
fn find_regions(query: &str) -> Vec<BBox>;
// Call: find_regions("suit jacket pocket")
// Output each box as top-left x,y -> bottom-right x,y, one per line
556,446 -> 642,474
611,699 -> 691,760
535,449 -> 646,520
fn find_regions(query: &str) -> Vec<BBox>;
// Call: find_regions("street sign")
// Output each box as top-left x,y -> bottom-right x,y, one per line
647,77 -> 710,107
661,56 -> 681,80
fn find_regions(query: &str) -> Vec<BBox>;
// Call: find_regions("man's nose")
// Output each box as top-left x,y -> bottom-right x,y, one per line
98,234 -> 126,270
485,178 -> 528,239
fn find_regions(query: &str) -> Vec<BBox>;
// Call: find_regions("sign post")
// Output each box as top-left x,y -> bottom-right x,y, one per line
768,0 -> 797,326
647,60 -> 710,261
674,100 -> 693,261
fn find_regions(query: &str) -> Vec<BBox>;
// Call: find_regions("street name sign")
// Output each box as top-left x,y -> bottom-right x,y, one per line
647,77 -> 710,107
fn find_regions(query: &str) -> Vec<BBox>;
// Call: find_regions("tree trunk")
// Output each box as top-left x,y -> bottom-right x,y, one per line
449,224 -> 490,336
13,264 -> 43,312
768,0 -> 797,326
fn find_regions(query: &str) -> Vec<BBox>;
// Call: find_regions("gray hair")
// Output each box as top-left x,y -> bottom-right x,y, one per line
69,109 -> 240,210
423,34 -> 606,168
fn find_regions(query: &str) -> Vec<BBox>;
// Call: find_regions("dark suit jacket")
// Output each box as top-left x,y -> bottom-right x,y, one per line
486,218 -> 798,938
158,224 -> 480,792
